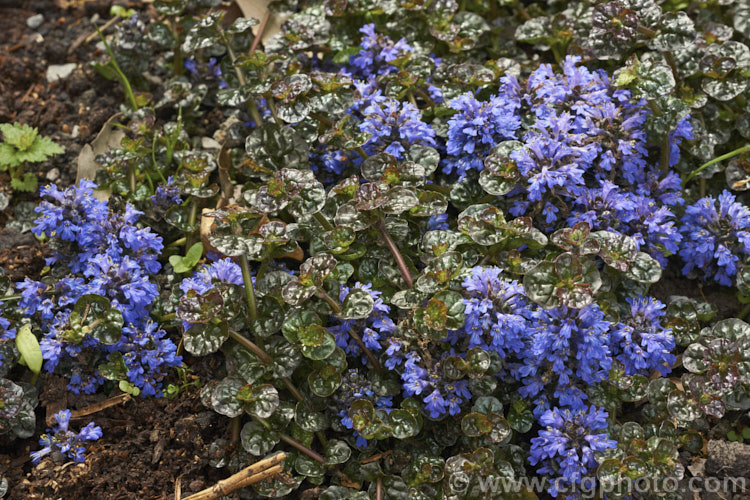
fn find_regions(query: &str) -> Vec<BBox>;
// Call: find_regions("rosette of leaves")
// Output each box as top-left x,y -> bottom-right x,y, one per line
0,378 -> 38,440
205,207 -> 265,259
65,295 -> 125,346
664,296 -> 716,346
412,289 -> 466,339
479,141 -> 523,197
459,396 -> 512,448
245,168 -> 326,219
348,398 -> 422,443
0,122 -> 63,192
597,422 -> 684,500
588,362 -> 649,415
174,150 -> 219,199
243,123 -> 310,179
457,204 -> 547,250
523,252 -> 602,309
699,41 -> 750,101
683,319 -> 750,411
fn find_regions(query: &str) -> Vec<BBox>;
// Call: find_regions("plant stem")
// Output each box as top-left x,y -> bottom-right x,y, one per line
279,434 -> 326,464
313,211 -> 334,231
95,27 -> 138,110
186,200 -> 199,249
256,417 -> 325,463
0,295 -> 21,302
267,97 -> 283,125
220,28 -> 263,126
318,290 -> 342,315
685,144 -> 750,186
167,237 -> 187,248
231,416 -> 241,445
228,330 -> 272,364
238,255 -> 259,321
356,147 -> 370,160
348,328 -> 383,376
376,220 -> 413,288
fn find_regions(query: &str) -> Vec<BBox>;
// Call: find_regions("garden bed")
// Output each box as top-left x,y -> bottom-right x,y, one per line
2,0 -> 750,499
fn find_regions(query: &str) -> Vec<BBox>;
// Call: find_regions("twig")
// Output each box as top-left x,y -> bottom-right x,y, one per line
175,477 -> 182,500
360,450 -> 392,464
182,453 -> 286,500
70,393 -> 132,420
376,477 -> 383,500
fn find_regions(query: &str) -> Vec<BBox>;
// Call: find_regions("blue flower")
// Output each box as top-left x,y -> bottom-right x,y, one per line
610,297 -> 676,376
443,91 -> 521,178
31,409 -> 102,464
679,190 -> 750,285
529,405 -> 616,498
349,24 -> 412,79
359,97 -> 436,159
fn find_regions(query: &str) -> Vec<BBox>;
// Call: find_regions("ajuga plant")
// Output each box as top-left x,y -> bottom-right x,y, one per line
5,0 -> 750,498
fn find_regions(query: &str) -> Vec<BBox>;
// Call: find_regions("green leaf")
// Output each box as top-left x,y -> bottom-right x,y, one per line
324,439 -> 351,465
241,421 -> 280,456
624,252 -> 662,283
15,325 -> 42,377
183,322 -> 229,356
10,173 -> 38,192
340,288 -> 374,319
169,242 -> 203,273
237,383 -> 279,418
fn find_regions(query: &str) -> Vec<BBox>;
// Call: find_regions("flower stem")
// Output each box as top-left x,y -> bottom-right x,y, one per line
228,330 -> 271,364
317,290 -> 342,315
95,27 -> 138,110
684,144 -> 750,186
376,220 -> 413,289
348,328 -> 383,376
239,255 -> 259,321
313,211 -> 334,231
256,417 -> 325,463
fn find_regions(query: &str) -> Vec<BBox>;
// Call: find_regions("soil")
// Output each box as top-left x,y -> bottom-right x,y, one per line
0,2 -> 234,499
2,373 -> 227,500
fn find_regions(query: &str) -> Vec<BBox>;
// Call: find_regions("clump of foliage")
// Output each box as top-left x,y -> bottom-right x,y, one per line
4,0 -> 750,497
0,123 -> 63,192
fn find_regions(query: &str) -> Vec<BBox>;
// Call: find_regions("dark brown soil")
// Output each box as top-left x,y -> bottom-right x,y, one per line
0,2 -> 233,499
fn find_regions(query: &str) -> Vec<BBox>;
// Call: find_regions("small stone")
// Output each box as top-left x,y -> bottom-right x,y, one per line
201,137 -> 221,150
46,63 -> 77,83
26,14 -> 44,30
71,125 -> 79,138
45,168 -> 60,182
188,480 -> 205,492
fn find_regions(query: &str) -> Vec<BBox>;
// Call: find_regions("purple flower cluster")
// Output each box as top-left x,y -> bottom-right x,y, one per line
458,266 -> 531,358
334,368 -> 393,447
349,24 -> 413,79
31,409 -> 102,464
400,351 -> 472,418
529,406 -> 616,497
328,283 -> 396,363
443,90 -> 521,178
679,190 -> 750,286
610,297 -> 676,376
359,95 -> 436,159
18,181 -> 180,395
514,305 -> 613,415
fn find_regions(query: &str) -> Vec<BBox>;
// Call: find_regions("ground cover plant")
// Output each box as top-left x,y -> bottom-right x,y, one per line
3,0 -> 750,498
